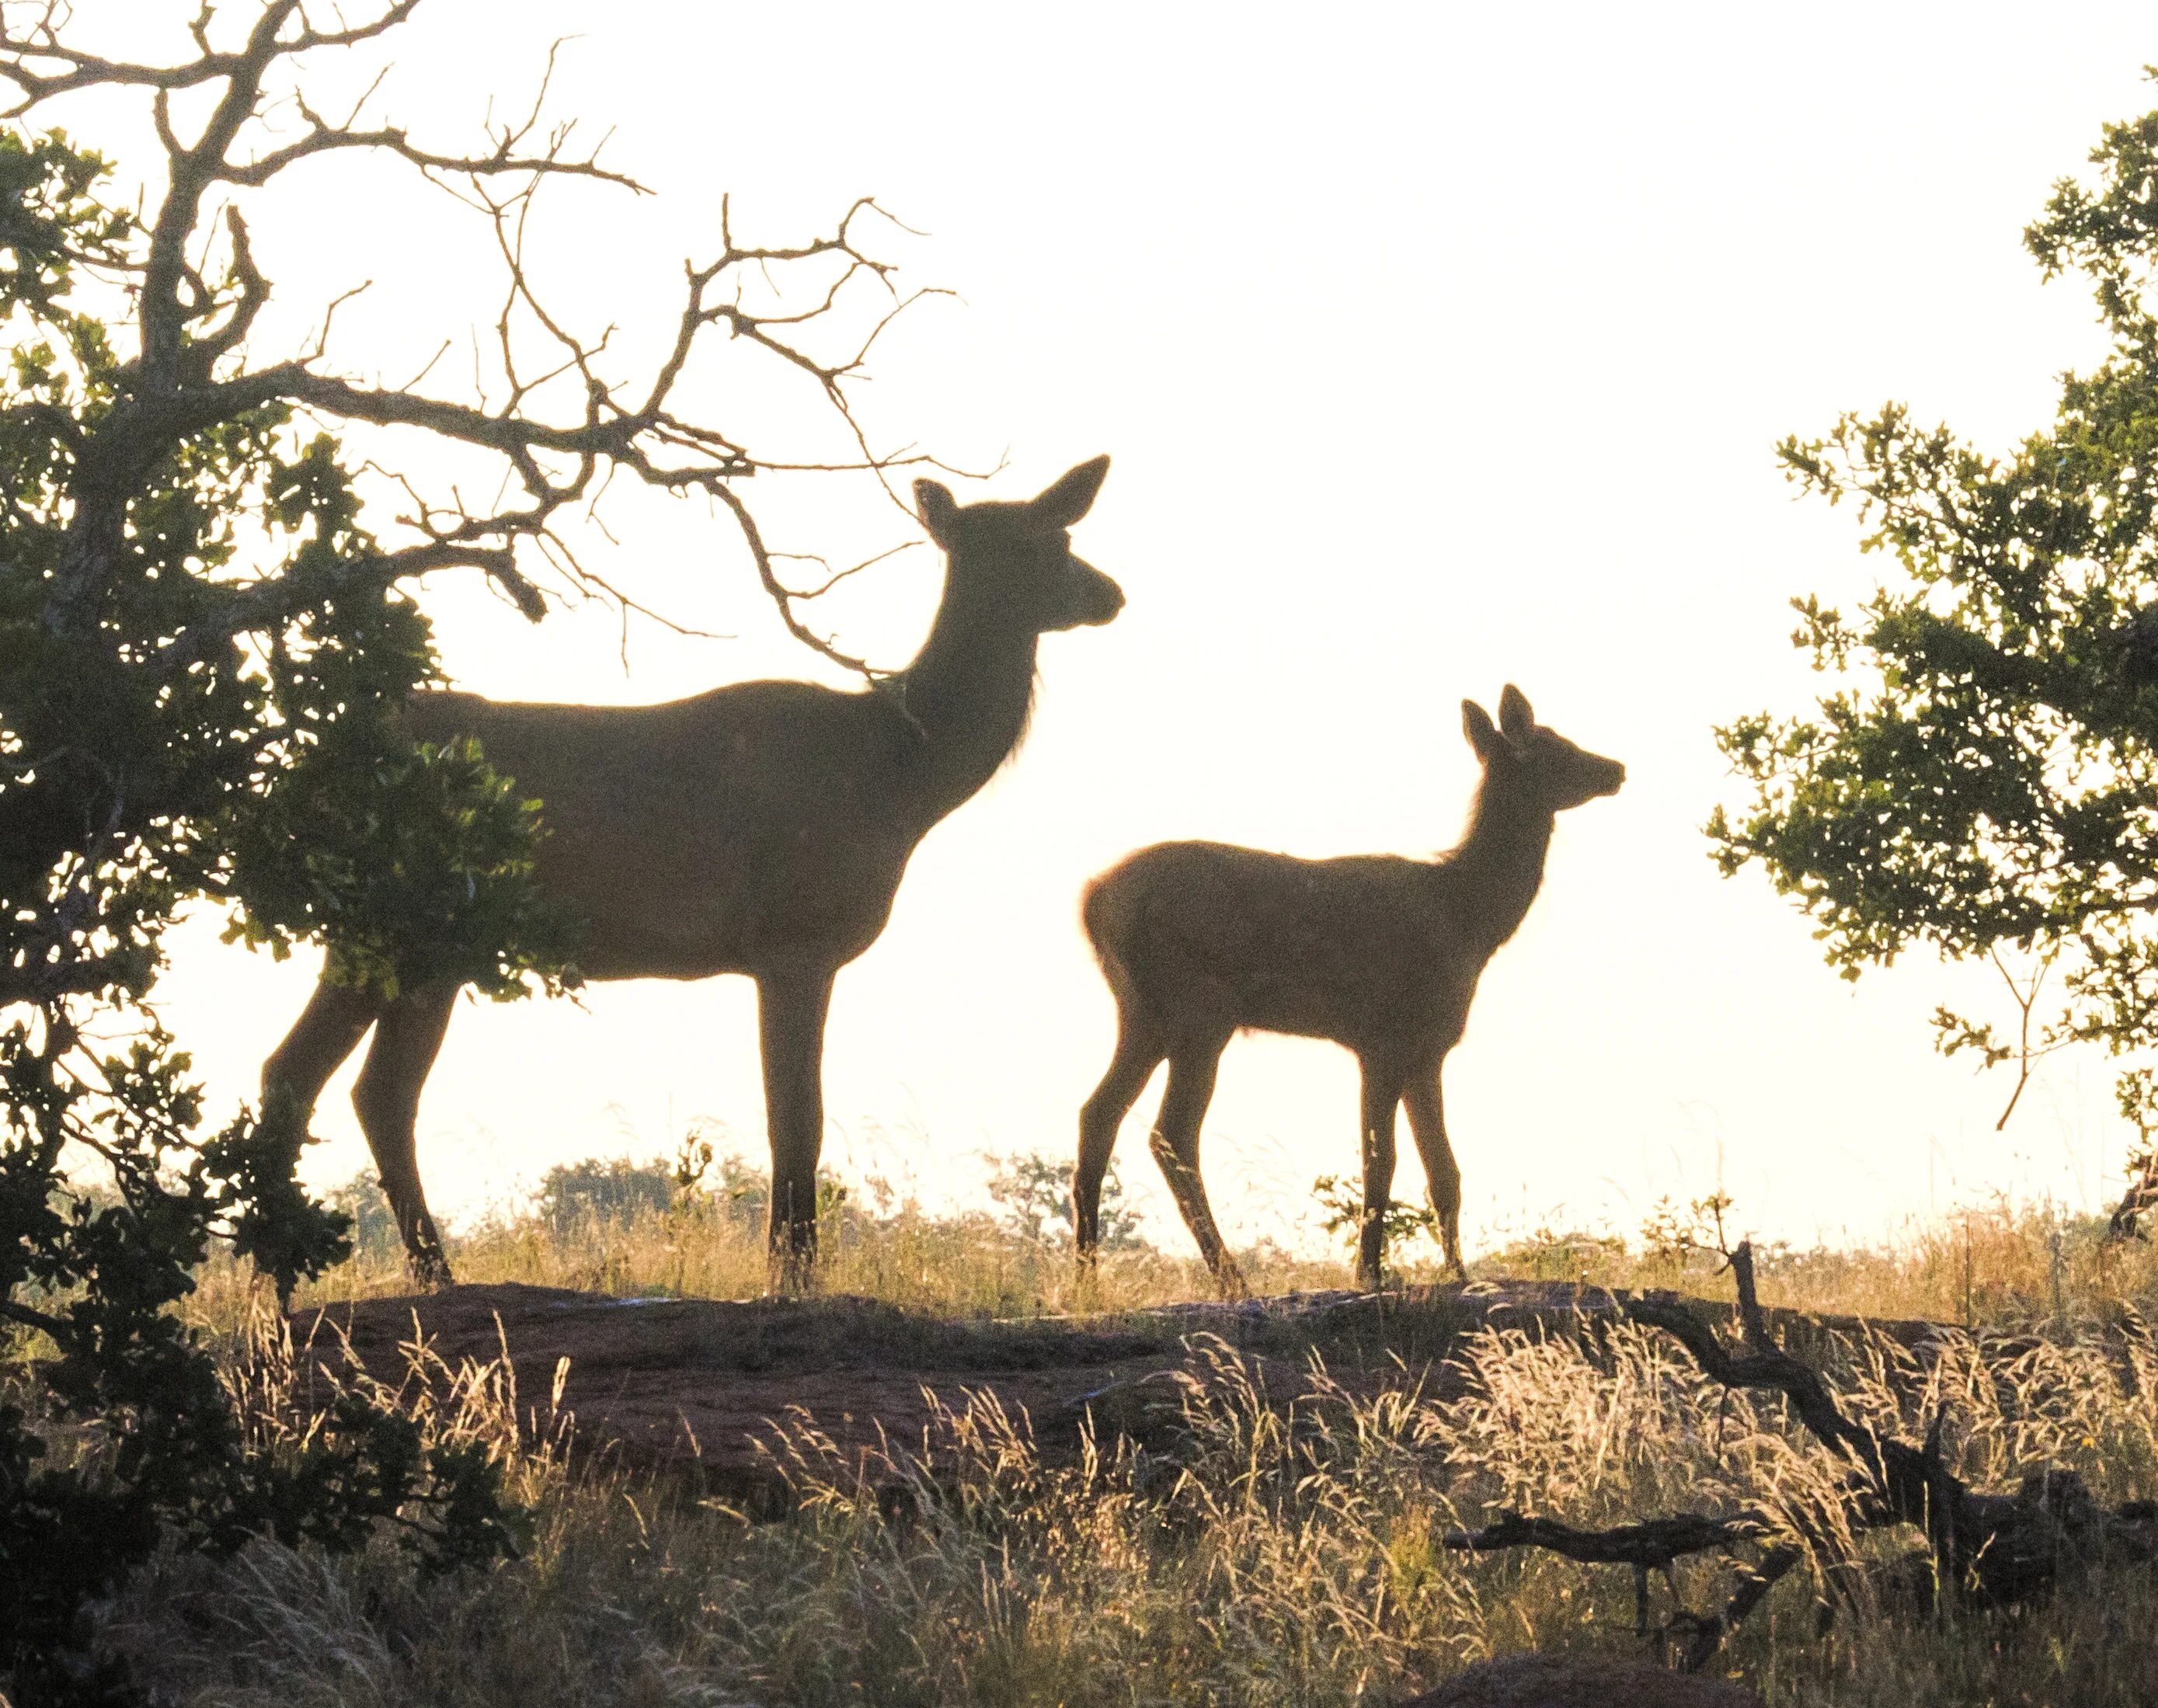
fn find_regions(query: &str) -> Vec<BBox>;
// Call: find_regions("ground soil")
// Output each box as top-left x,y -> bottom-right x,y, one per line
291,1279 -> 1950,1504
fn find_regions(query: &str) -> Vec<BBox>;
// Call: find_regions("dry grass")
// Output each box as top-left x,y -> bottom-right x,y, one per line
88,1275 -> 2158,1706
1467,1198 -> 2158,1330
32,1183 -> 2158,1704
185,1190 -> 1352,1332
178,1169 -> 2158,1339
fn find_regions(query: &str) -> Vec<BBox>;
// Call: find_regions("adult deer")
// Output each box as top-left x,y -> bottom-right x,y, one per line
1074,685 -> 1621,1295
264,457 -> 1123,1289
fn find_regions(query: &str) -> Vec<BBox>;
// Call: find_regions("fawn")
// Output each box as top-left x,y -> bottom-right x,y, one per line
1074,685 -> 1622,1293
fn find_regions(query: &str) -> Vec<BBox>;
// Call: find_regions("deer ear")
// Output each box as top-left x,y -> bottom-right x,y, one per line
1029,455 -> 1110,527
1462,699 -> 1504,761
1498,684 -> 1534,742
914,478 -> 959,547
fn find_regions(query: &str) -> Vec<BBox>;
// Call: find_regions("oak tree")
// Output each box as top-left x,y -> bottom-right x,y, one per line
1711,81 -> 2158,1234
0,3 -> 929,1692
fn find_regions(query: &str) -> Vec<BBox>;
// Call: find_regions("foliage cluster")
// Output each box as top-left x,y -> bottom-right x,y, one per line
1310,1171 -> 1442,1262
1712,81 -> 2158,1211
0,4 -> 925,1693
0,118 -> 551,1698
983,1146 -> 1143,1251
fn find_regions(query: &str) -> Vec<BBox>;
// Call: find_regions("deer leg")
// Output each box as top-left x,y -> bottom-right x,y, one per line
1402,1066 -> 1466,1282
1147,1037 -> 1247,1300
1075,1013 -> 1164,1268
1355,1057 -> 1404,1290
350,983 -> 459,1290
263,976 -> 381,1134
757,962 -> 837,1296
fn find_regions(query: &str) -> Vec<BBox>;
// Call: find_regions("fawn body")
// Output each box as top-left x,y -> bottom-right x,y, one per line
264,458 -> 1123,1288
1074,686 -> 1621,1293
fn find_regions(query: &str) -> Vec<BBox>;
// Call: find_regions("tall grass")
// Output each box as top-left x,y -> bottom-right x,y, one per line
89,1279 -> 2158,1706
32,1167 -> 2158,1702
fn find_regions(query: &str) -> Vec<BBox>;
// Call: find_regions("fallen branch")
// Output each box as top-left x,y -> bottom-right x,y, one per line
1443,1242 -> 2158,1670
1443,1508 -> 1765,1571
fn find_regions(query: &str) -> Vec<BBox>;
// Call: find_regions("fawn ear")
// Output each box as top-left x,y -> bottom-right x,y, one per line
1030,455 -> 1111,527
915,478 -> 960,547
1497,684 -> 1534,742
1462,699 -> 1505,762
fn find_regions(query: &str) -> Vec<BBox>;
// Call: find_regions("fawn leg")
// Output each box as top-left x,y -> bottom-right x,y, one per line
350,983 -> 459,1289
1402,1066 -> 1466,1281
757,962 -> 836,1295
1147,1036 -> 1247,1299
263,977 -> 381,1131
1356,1057 -> 1404,1290
1075,1014 -> 1164,1266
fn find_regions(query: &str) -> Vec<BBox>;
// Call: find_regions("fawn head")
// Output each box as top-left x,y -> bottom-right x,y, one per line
1461,684 -> 1625,812
914,456 -> 1124,633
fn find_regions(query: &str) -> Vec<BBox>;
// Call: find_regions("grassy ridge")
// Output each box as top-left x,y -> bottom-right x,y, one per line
49,1179 -> 2158,1703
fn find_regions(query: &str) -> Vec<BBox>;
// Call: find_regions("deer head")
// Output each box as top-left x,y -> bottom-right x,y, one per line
914,456 -> 1124,632
1461,684 -> 1626,811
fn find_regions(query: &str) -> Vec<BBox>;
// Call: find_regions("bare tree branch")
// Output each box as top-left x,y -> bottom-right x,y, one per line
0,1294 -> 68,1336
1443,1508 -> 1766,1571
0,0 -> 423,116
1626,1246 -> 1909,1511
12,2 -> 938,671
150,540 -> 539,676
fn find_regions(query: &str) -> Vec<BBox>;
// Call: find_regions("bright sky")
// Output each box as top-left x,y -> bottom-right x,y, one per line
110,2 -> 2158,1261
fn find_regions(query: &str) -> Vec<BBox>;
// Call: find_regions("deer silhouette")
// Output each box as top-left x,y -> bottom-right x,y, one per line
1074,685 -> 1621,1294
264,457 -> 1122,1289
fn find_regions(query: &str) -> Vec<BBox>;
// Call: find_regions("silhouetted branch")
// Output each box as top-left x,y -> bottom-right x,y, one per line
0,0 -> 423,114
1442,1509 -> 1766,1570
1669,1547 -> 1804,1672
0,1295 -> 66,1336
151,541 -> 538,676
711,478 -> 885,683
1626,1244 -> 1913,1518
1440,1504 -> 1810,1673
1443,1243 -> 2158,1669
5,2 -> 938,674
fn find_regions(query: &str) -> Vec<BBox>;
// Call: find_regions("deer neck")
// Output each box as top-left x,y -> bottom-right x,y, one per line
891,574 -> 1041,826
1443,774 -> 1555,954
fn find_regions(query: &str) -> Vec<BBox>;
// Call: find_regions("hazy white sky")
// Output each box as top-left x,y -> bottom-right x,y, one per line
99,2 -> 2158,1259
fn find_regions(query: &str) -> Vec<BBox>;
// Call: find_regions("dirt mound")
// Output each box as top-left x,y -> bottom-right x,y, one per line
296,1283 -> 1161,1487
294,1282 -> 1368,1496
289,1279 -> 1952,1501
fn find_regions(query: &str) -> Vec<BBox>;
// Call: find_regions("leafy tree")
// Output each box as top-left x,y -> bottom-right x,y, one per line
535,1154 -> 676,1236
322,1166 -> 402,1260
0,4 -> 926,1695
987,1147 -> 1143,1250
1709,81 -> 2158,1230
1310,1171 -> 1436,1263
